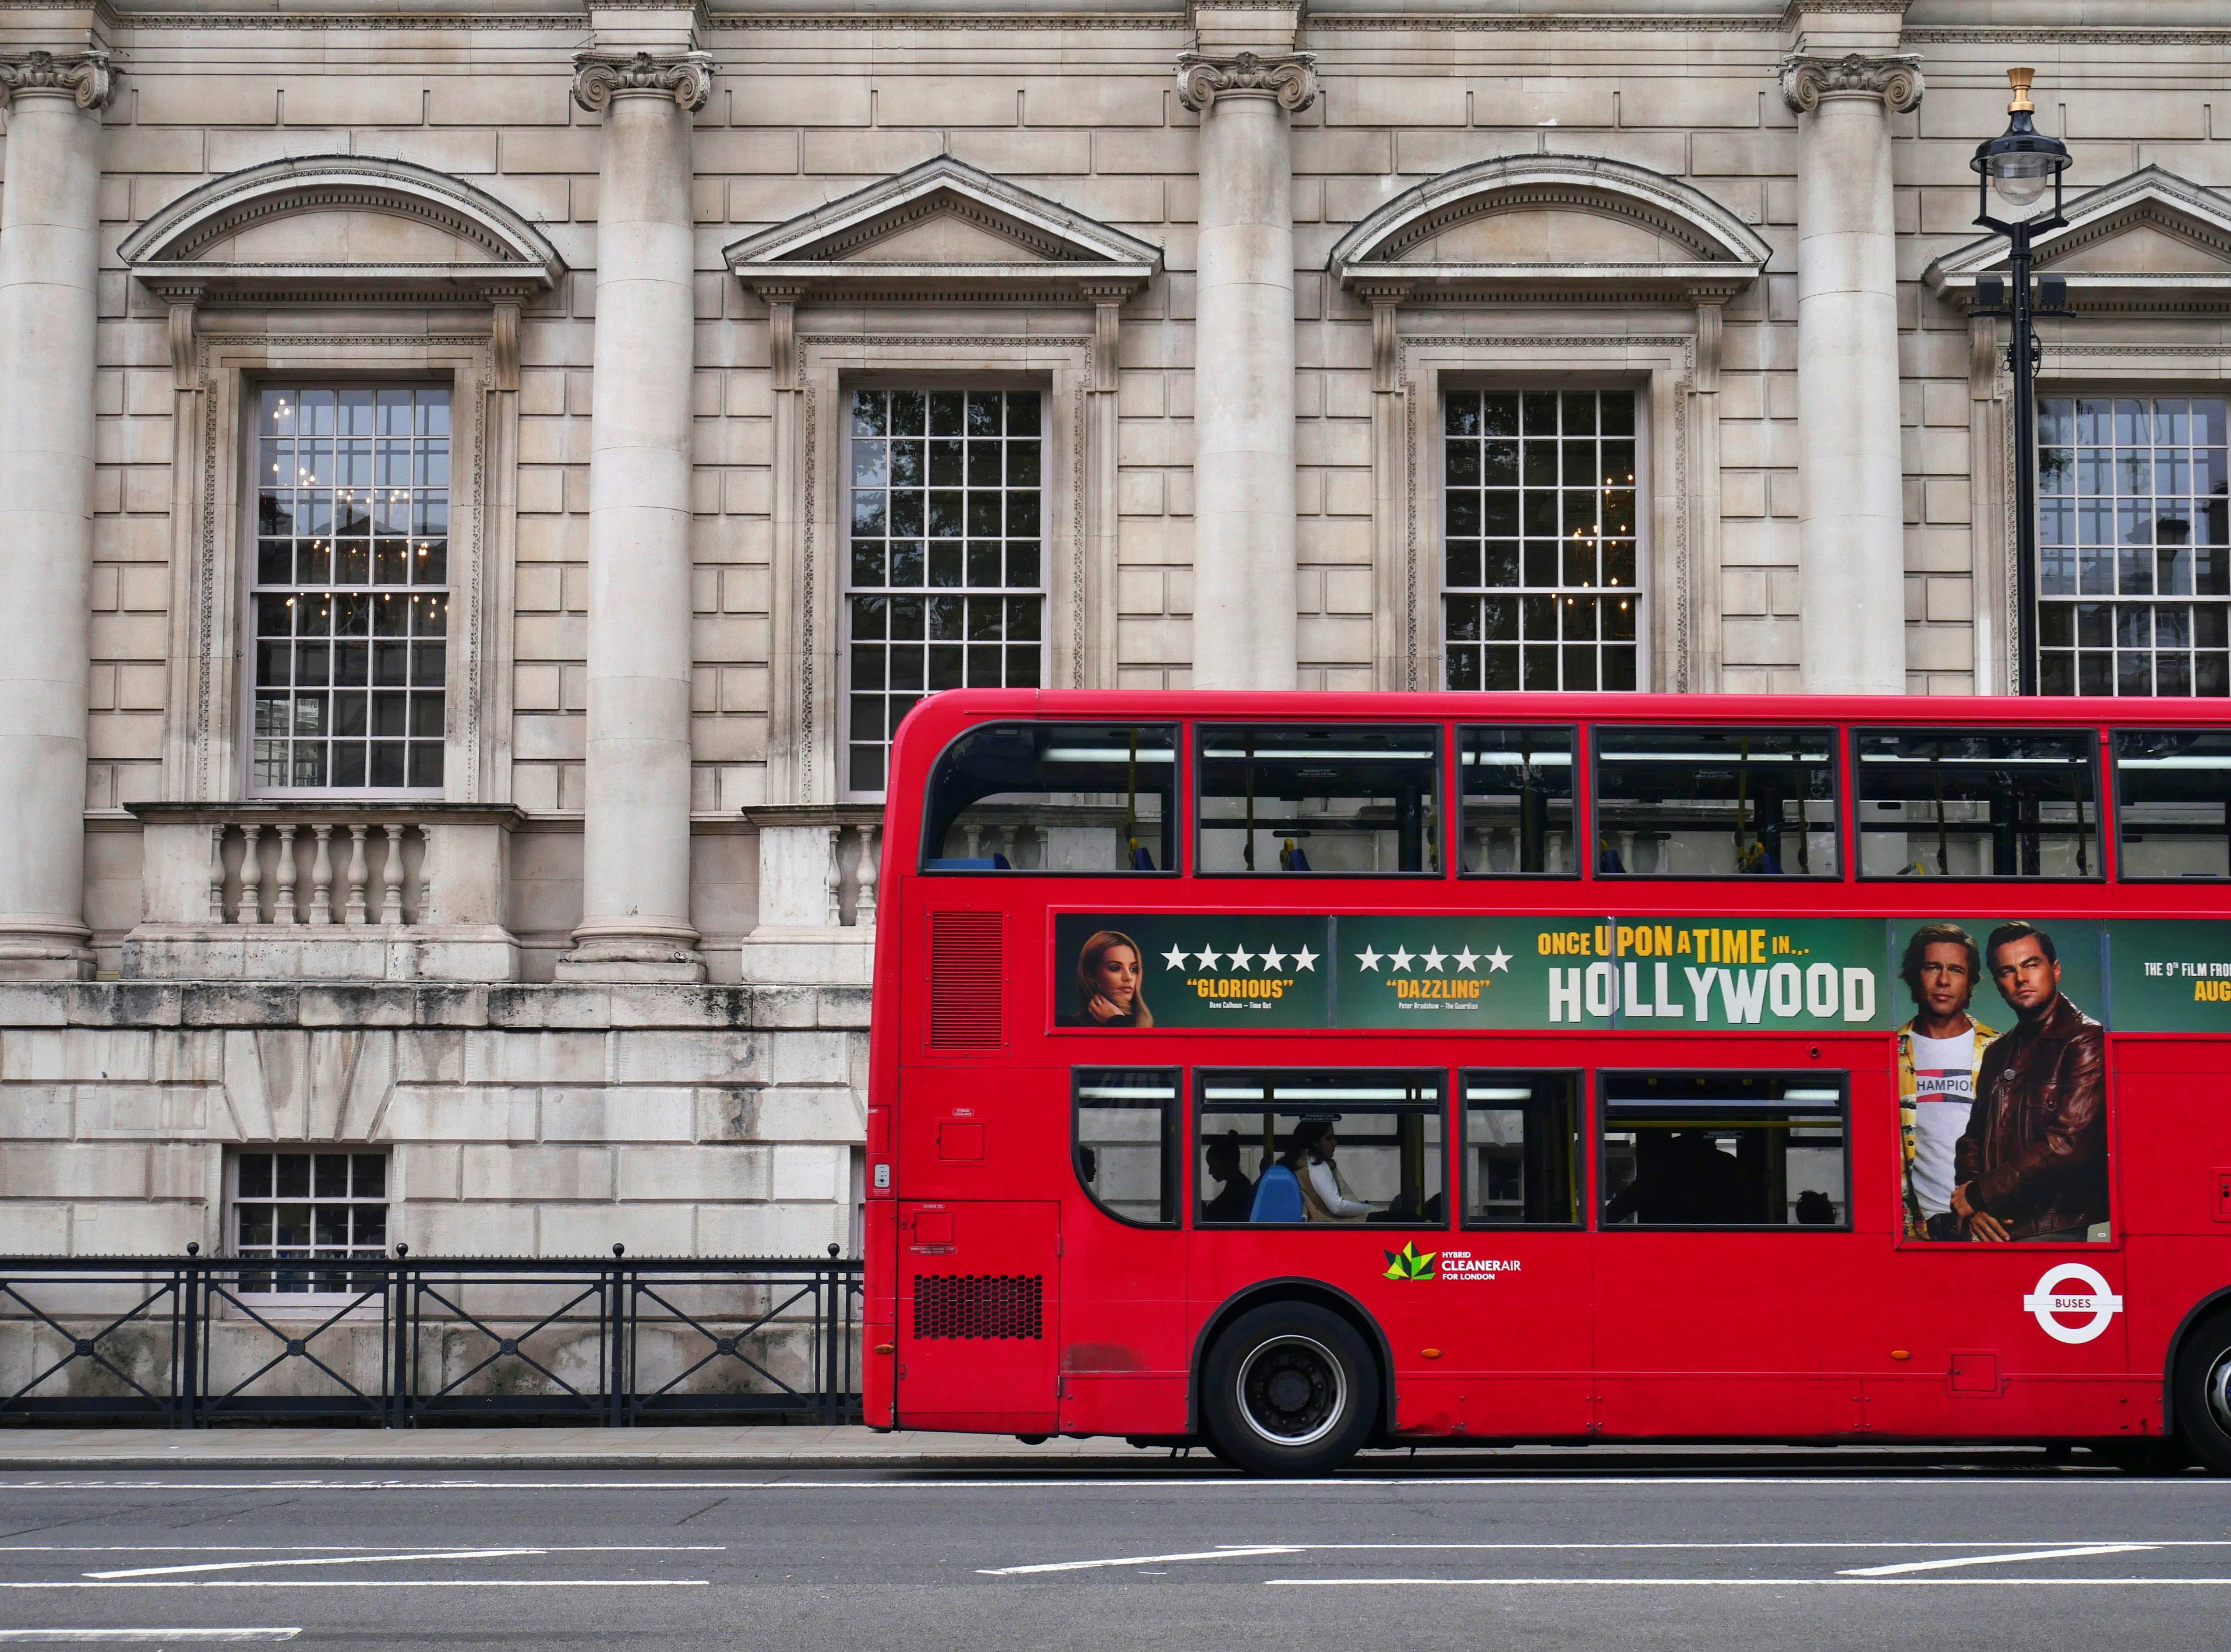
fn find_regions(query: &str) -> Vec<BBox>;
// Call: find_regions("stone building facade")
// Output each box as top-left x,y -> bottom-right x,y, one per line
0,0 -> 2225,1267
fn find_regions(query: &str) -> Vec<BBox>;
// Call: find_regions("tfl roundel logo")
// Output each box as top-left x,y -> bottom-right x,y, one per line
2022,1263 -> 2125,1346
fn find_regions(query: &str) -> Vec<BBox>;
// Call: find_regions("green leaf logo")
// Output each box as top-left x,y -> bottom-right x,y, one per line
1382,1242 -> 1437,1282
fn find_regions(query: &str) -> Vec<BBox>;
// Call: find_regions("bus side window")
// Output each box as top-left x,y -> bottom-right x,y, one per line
923,722 -> 1177,874
2115,728 -> 2231,880
1196,1070 -> 1444,1226
1855,728 -> 2100,879
1592,726 -> 1840,878
1196,725 -> 1443,876
1074,1069 -> 1180,1227
1457,727 -> 1578,877
1462,1072 -> 1581,1226
1599,1071 -> 1847,1229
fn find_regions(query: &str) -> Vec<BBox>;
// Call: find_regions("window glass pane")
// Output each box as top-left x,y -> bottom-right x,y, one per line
847,387 -> 1043,795
1457,726 -> 1576,877
1075,1069 -> 1178,1227
1600,1072 -> 1847,1229
232,1146 -> 390,1293
1593,727 -> 1839,877
2037,395 -> 2228,696
922,722 -> 1176,873
1855,729 -> 2100,878
248,384 -> 448,793
2115,728 -> 2231,879
1196,1070 -> 1444,1226
1197,725 -> 1441,875
1462,1072 -> 1580,1226
1444,387 -> 1640,692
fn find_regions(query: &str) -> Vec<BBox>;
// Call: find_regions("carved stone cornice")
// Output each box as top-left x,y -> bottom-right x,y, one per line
1779,51 -> 1924,114
0,48 -> 114,111
571,49 -> 713,114
1175,49 -> 1316,114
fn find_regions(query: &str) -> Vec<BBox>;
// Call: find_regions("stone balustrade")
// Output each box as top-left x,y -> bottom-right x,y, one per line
124,804 -> 526,983
738,806 -> 883,986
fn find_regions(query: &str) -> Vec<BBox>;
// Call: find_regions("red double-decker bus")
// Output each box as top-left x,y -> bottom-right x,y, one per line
863,689 -> 2231,1473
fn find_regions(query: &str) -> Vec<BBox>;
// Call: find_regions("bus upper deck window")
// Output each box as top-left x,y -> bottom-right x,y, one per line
2115,729 -> 2231,881
1592,726 -> 1839,878
921,722 -> 1177,874
1196,725 -> 1442,875
1458,725 -> 1577,877
1856,729 -> 2100,880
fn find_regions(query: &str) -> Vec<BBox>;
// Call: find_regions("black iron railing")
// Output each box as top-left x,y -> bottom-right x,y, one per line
0,1251 -> 862,1427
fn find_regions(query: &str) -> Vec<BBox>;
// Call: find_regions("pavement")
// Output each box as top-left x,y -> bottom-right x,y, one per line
0,1424 -> 2157,1472
0,1424 -> 1160,1471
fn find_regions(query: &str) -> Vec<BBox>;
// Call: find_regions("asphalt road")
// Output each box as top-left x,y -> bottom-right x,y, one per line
1,1450 -> 2228,1648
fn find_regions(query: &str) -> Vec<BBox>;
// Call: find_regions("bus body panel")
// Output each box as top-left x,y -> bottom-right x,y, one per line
894,1198 -> 1060,1433
872,690 -> 2231,1451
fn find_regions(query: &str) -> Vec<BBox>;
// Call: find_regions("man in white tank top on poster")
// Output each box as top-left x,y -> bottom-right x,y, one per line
1897,923 -> 2001,1240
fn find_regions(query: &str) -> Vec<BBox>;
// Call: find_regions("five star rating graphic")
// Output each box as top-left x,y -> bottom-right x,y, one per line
1165,943 -> 1318,973
1352,944 -> 1511,973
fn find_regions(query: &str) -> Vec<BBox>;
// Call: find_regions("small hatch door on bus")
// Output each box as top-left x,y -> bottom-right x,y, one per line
897,1200 -> 1060,1432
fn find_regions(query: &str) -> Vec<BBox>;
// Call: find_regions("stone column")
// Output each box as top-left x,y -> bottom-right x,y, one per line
1783,52 -> 1923,696
559,49 -> 713,983
0,50 -> 111,979
1178,47 -> 1314,692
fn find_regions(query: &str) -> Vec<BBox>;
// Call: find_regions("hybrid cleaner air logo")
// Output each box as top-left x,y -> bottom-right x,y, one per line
1382,1243 -> 1437,1282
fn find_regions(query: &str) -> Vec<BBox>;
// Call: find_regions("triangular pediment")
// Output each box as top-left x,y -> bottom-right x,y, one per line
1330,154 -> 1771,299
724,156 -> 1160,296
120,154 -> 562,304
1925,168 -> 2231,310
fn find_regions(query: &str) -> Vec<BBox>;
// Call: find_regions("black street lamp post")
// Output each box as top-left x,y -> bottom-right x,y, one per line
1969,67 -> 2074,695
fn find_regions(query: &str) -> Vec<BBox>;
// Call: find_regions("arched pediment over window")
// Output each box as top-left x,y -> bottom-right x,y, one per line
1328,153 -> 1771,300
120,154 -> 565,304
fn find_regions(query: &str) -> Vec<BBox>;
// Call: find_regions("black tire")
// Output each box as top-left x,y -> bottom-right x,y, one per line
1199,1301 -> 1379,1476
2173,1312 -> 2231,1474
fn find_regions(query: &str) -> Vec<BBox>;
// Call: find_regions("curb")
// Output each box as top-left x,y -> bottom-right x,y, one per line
0,1451 -> 1183,1472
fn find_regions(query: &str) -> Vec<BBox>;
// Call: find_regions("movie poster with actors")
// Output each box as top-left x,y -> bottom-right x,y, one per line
1892,919 -> 2110,1244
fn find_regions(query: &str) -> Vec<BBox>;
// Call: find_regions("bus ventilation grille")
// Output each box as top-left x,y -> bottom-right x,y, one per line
929,910 -> 1003,1050
913,1274 -> 1044,1341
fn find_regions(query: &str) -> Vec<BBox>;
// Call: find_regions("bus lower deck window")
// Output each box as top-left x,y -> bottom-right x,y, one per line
1196,1071 -> 1444,1226
1463,1073 -> 1581,1226
2115,728 -> 2231,881
1599,1072 -> 1848,1229
1856,729 -> 2100,879
1592,726 -> 1839,877
1074,1069 -> 1180,1227
921,722 -> 1176,873
1197,725 -> 1442,876
1458,726 -> 1578,877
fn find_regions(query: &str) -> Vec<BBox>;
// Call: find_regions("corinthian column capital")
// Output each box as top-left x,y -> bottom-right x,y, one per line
1779,51 -> 1924,115
571,49 -> 714,114
0,49 -> 116,112
1176,49 -> 1317,114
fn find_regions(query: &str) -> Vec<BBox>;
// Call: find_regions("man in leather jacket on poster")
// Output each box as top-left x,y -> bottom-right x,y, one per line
1951,922 -> 2109,1243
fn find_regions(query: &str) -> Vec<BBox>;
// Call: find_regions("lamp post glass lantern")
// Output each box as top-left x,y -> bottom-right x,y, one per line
1970,67 -> 2073,696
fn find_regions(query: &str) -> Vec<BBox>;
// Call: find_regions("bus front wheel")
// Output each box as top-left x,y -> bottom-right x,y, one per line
2173,1313 -> 2231,1474
1200,1303 -> 1379,1476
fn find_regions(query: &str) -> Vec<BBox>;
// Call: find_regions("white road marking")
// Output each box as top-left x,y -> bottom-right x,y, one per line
0,1546 -> 722,1555
978,1546 -> 1303,1576
1840,1544 -> 2157,1577
0,1581 -> 707,1592
1217,1540 -> 2231,1554
0,1634 -> 300,1643
1267,1578 -> 2231,1589
87,1550 -> 546,1580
